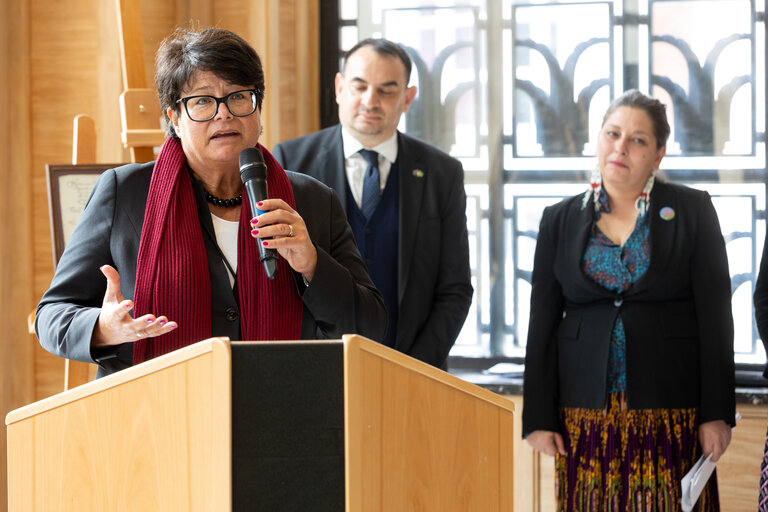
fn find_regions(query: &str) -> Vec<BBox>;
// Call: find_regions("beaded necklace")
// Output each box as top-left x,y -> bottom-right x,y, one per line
205,192 -> 242,208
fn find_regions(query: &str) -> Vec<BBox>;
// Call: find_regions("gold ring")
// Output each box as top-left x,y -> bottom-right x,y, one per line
288,224 -> 295,237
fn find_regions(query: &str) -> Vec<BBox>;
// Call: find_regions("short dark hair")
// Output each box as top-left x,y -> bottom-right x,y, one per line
154,27 -> 265,139
602,89 -> 670,149
343,38 -> 413,84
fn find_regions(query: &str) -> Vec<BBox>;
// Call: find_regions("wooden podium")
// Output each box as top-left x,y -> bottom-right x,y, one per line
6,335 -> 514,511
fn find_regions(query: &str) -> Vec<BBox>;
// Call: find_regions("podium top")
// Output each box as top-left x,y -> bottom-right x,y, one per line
7,335 -> 514,426
342,334 -> 515,412
7,337 -> 231,424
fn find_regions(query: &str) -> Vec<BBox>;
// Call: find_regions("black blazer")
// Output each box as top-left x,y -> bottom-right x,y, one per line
522,181 -> 735,436
35,161 -> 387,377
273,125 -> 473,368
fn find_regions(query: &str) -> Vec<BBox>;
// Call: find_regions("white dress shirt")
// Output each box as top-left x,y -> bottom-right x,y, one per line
211,213 -> 238,288
341,128 -> 399,209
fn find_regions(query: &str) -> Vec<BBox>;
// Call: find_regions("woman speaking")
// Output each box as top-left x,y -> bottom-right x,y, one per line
35,27 -> 386,376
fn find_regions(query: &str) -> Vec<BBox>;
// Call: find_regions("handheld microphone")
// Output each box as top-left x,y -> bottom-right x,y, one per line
239,147 -> 278,280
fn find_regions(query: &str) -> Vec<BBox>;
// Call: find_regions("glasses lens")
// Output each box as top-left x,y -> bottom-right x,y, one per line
226,90 -> 257,117
185,96 -> 217,121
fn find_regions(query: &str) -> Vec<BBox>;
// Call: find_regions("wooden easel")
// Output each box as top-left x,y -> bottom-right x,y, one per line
116,0 -> 165,162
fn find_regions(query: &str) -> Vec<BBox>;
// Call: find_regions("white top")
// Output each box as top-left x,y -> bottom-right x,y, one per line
211,213 -> 239,288
341,128 -> 399,208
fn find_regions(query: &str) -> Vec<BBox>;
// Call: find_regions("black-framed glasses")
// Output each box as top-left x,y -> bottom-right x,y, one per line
175,89 -> 259,122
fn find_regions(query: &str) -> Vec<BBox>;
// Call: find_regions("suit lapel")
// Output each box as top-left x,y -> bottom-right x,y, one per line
635,181 -> 677,293
397,133 -> 425,303
564,197 -> 607,296
316,126 -> 349,212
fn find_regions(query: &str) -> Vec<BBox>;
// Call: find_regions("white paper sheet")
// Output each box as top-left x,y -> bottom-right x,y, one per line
681,453 -> 715,511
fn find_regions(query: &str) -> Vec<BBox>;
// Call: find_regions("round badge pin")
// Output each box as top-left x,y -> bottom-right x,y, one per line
659,206 -> 675,221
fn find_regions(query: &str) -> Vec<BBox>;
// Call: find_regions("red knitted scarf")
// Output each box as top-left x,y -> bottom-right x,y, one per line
132,137 -> 303,364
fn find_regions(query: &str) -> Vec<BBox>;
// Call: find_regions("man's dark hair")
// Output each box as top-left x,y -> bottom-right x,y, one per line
155,27 -> 265,139
343,38 -> 413,83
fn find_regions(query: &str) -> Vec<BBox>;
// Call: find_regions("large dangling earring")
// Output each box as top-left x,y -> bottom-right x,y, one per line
634,170 -> 657,216
581,165 -> 602,212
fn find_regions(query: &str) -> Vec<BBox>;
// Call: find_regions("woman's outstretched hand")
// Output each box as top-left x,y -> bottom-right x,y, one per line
92,265 -> 178,347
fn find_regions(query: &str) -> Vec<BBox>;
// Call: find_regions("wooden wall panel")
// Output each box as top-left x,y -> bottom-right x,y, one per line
212,0 -> 250,36
30,0 -> 106,304
0,1 -> 34,512
719,403 -> 766,512
249,0 -> 320,149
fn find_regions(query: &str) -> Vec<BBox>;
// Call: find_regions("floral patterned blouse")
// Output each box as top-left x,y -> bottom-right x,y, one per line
581,192 -> 651,393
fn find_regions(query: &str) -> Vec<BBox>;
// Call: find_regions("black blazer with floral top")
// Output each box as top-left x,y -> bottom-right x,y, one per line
522,180 -> 735,437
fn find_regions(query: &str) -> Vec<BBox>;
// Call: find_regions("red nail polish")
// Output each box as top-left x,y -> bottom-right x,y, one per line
251,218 -> 258,225
257,201 -> 264,206
262,241 -> 269,246
251,229 -> 259,236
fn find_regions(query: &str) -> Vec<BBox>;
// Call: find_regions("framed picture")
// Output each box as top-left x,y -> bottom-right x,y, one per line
45,164 -> 119,268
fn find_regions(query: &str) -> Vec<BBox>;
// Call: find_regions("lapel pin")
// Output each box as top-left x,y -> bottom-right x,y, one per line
659,206 -> 675,221
412,169 -> 424,178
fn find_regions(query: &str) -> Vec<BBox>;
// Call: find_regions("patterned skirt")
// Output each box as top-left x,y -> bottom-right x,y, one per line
555,393 -> 719,512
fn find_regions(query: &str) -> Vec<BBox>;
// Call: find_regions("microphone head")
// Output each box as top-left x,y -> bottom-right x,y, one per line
239,147 -> 267,182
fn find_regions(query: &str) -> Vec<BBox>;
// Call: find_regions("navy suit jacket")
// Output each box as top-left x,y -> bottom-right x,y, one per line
273,125 -> 473,368
35,160 -> 387,377
522,181 -> 736,436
